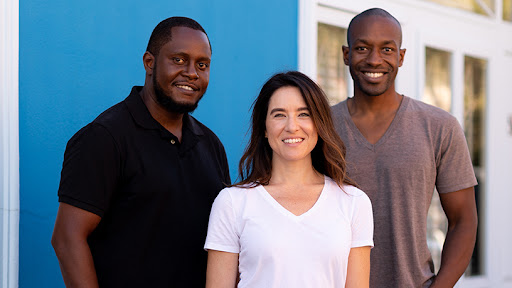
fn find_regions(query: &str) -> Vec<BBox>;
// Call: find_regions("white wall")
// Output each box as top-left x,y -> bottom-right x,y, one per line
299,0 -> 512,287
0,0 -> 19,287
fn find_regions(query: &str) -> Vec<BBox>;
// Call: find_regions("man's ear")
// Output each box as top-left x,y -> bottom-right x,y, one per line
398,48 -> 406,67
342,45 -> 350,66
143,51 -> 155,75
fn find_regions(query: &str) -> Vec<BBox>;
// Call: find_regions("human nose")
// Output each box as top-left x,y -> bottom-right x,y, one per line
366,49 -> 383,66
183,63 -> 199,79
285,117 -> 299,132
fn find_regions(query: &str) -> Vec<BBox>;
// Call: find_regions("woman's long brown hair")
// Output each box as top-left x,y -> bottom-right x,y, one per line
236,71 -> 358,189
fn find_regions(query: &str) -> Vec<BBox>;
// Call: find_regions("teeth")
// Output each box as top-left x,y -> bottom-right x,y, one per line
283,138 -> 303,144
176,84 -> 193,91
365,72 -> 383,78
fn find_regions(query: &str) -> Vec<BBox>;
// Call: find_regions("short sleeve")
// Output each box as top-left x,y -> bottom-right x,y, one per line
204,188 -> 240,253
57,123 -> 120,217
436,117 -> 477,193
351,193 -> 374,248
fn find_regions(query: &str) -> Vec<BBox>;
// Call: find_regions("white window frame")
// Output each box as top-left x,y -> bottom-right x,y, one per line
299,0 -> 512,287
0,0 -> 20,287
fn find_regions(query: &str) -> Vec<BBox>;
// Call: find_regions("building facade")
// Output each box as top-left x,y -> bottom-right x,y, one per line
1,0 -> 511,287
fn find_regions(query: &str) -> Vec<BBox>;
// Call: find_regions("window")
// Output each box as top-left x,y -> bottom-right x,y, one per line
317,23 -> 348,105
424,47 -> 452,112
424,51 -> 487,276
425,0 -> 512,21
424,47 -> 452,272
464,55 -> 487,276
423,0 -> 494,17
504,0 -> 512,21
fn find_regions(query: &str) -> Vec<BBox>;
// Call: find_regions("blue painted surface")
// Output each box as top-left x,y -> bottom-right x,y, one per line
19,0 -> 297,286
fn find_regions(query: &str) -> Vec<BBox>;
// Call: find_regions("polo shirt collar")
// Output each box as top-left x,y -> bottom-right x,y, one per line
125,86 -> 204,138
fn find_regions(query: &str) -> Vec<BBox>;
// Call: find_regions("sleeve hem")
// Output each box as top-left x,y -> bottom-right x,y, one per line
204,242 -> 240,253
351,240 -> 374,248
58,195 -> 104,217
437,180 -> 478,194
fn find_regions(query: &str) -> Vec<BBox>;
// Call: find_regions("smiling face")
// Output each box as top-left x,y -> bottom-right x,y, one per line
147,26 -> 211,113
265,86 -> 319,165
343,15 -> 406,97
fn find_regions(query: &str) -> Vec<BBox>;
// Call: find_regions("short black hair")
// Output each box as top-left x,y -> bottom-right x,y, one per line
146,16 -> 211,57
347,8 -> 402,47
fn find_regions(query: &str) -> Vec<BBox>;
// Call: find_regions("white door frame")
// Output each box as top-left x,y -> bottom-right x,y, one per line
0,0 -> 20,287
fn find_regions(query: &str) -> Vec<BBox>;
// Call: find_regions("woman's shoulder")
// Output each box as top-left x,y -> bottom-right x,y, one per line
324,177 -> 373,218
325,176 -> 367,198
217,183 -> 260,200
341,184 -> 368,198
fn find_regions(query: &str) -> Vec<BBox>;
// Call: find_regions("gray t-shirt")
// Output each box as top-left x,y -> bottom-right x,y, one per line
332,96 -> 477,287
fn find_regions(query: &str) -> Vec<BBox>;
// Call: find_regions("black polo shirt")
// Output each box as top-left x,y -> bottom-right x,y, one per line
58,86 -> 231,287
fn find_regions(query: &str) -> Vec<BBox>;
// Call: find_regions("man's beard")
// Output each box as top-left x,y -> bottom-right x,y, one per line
153,63 -> 203,114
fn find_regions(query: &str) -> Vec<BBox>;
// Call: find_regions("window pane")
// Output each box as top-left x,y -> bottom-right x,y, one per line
425,47 -> 452,273
464,55 -> 486,276
427,190 -> 448,273
426,54 -> 486,276
317,23 -> 348,105
424,47 -> 452,112
504,0 -> 512,21
424,0 -> 495,16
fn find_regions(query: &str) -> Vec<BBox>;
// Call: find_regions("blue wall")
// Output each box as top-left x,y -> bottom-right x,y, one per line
19,0 -> 297,286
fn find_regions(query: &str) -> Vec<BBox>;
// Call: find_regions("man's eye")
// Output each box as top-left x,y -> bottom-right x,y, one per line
383,47 -> 393,52
355,47 -> 367,51
198,62 -> 209,69
173,57 -> 185,64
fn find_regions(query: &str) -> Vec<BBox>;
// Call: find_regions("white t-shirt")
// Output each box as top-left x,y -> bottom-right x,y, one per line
204,176 -> 374,288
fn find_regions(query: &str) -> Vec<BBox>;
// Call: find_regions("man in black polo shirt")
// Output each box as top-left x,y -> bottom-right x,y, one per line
51,17 -> 230,287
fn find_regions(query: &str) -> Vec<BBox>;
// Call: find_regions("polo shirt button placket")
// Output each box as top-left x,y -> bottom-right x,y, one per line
170,139 -> 176,145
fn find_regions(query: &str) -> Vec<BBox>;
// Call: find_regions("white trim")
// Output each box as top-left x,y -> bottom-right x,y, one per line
0,0 -> 20,287
495,0 -> 503,23
298,0 -> 318,78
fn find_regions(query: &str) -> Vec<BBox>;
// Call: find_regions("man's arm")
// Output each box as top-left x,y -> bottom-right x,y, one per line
51,203 -> 102,288
431,187 -> 478,288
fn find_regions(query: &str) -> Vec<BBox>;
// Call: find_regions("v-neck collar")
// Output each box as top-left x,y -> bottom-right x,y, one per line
341,96 -> 409,151
256,175 -> 329,221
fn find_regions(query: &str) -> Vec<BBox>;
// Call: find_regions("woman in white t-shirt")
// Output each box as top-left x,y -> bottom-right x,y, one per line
205,71 -> 373,288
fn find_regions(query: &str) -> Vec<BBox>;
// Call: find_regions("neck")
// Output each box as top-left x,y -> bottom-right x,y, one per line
269,158 -> 323,186
349,90 -> 403,116
140,86 -> 184,140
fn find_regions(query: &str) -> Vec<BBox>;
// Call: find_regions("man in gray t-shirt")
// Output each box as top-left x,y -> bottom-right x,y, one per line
331,8 -> 478,288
